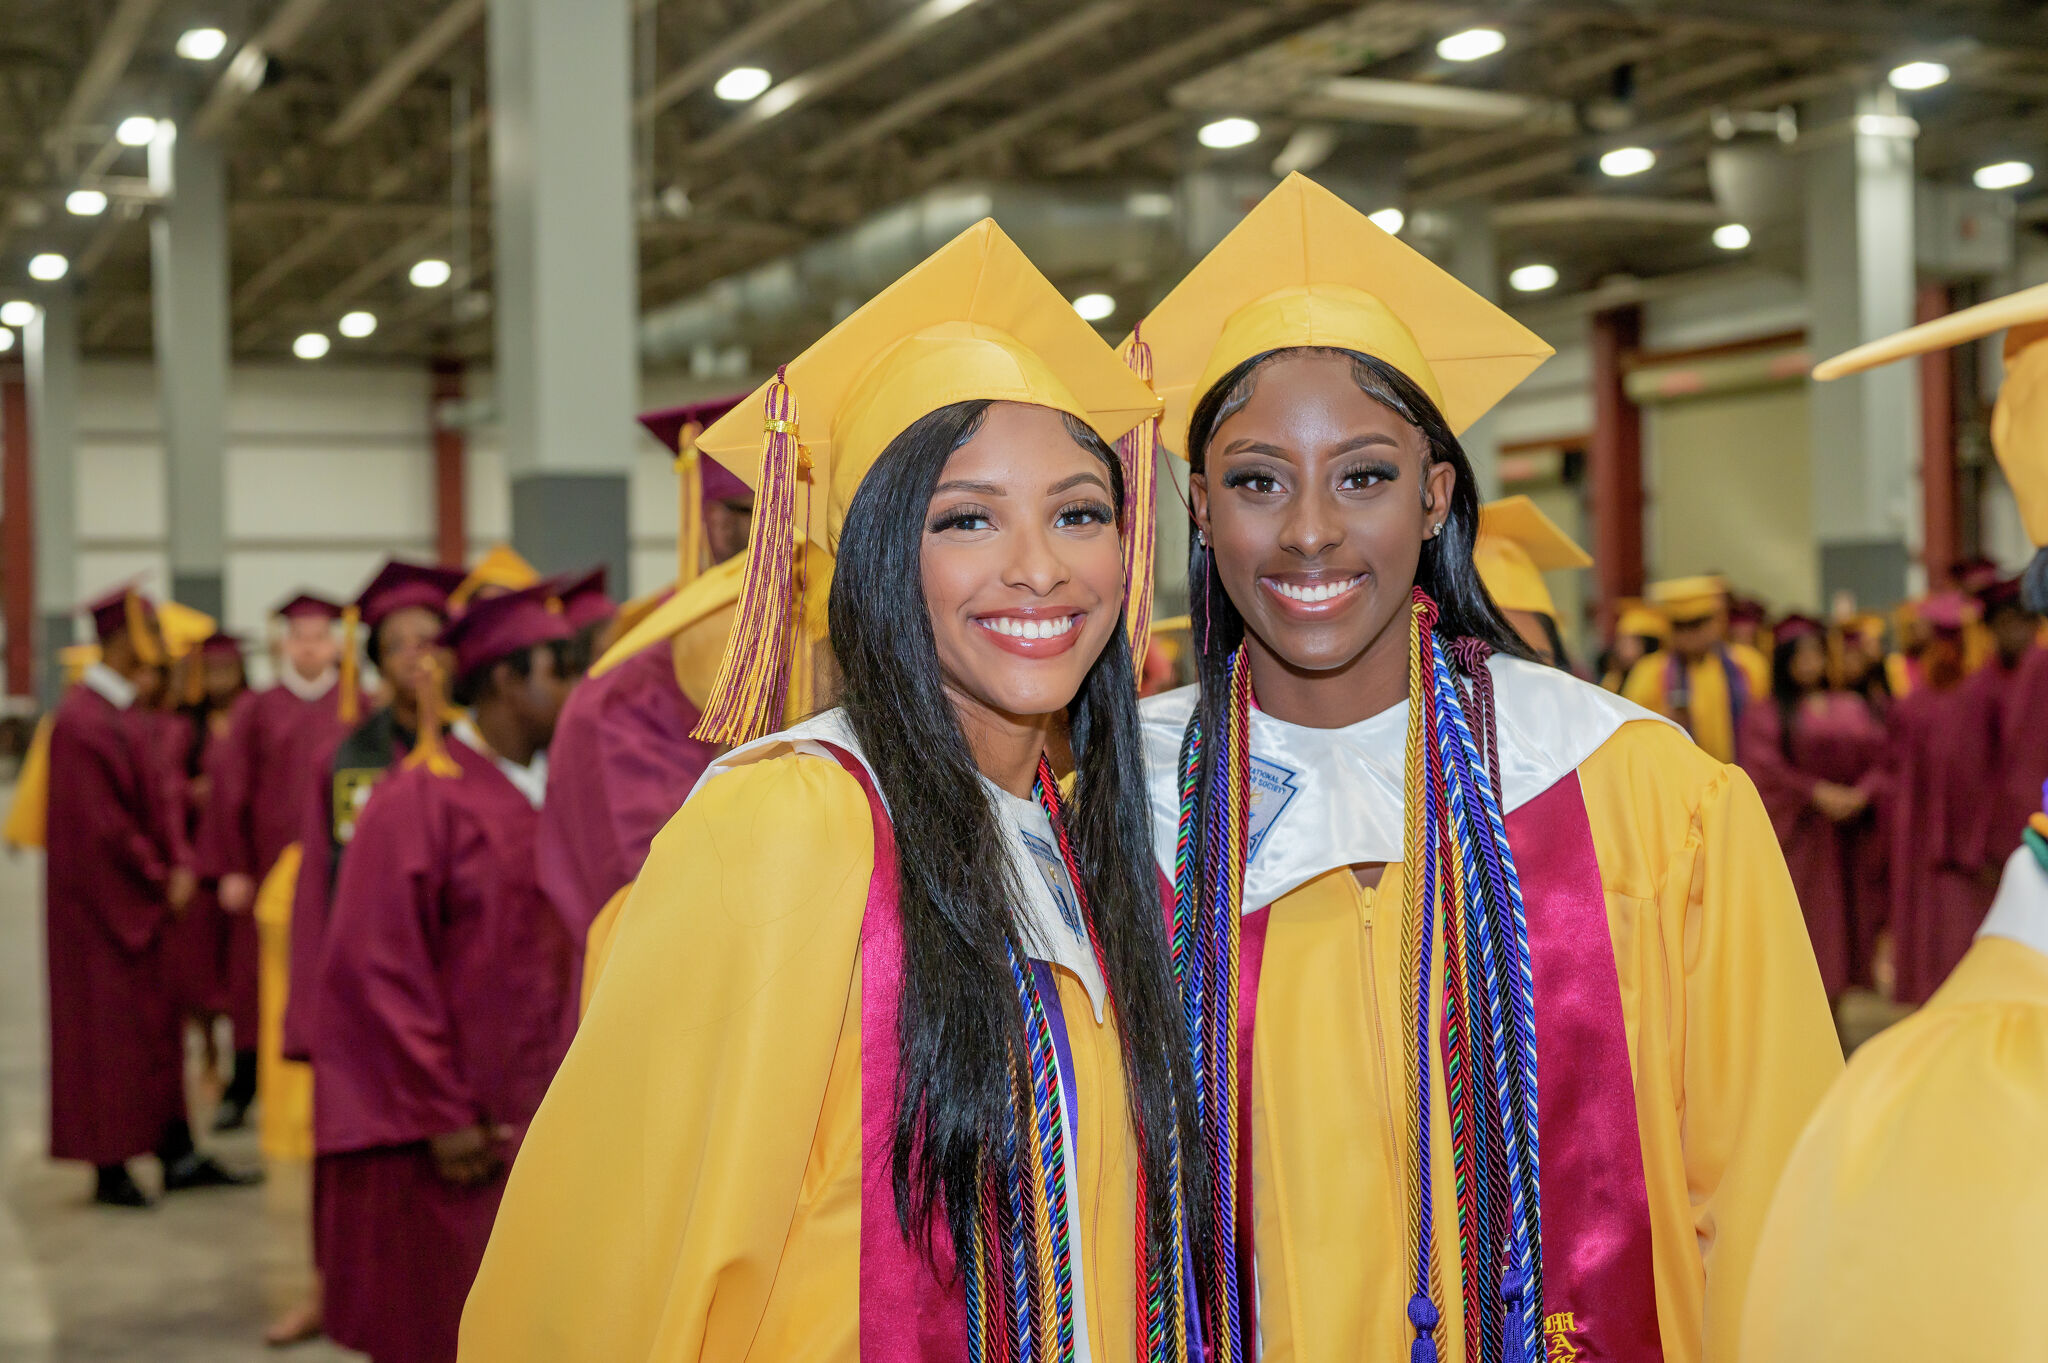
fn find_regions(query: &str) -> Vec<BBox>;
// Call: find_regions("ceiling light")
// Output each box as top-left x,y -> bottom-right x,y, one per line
1436,28 -> 1506,63
1712,223 -> 1752,251
1888,61 -> 1949,92
0,301 -> 34,327
1127,190 -> 1175,219
338,310 -> 377,339
115,116 -> 159,147
713,66 -> 773,102
65,189 -> 108,217
1071,293 -> 1115,322
0,328 -> 12,353
175,27 -> 229,61
293,333 -> 331,360
1974,160 -> 2034,191
1509,263 -> 1559,293
409,258 -> 452,288
1368,207 -> 1406,235
28,254 -> 69,282
1197,117 -> 1260,150
1599,145 -> 1657,177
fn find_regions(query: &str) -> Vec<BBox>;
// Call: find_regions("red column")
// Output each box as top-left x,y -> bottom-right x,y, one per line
1917,282 -> 1958,589
431,359 -> 466,568
1588,305 -> 1645,635
1,364 -> 33,700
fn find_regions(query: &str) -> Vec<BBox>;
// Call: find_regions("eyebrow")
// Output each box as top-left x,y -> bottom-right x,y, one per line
1221,432 -> 1403,459
932,470 -> 1113,498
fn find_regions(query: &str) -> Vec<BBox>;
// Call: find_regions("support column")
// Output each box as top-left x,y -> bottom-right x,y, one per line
1917,282 -> 1958,588
1589,305 -> 1646,632
26,292 -> 79,705
149,119 -> 231,619
431,360 -> 467,567
1804,87 -> 1920,608
1,363 -> 34,699
489,0 -> 637,588
1443,202 -> 1503,499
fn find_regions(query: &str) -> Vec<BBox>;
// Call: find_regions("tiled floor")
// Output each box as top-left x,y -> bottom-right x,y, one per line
0,825 -> 360,1362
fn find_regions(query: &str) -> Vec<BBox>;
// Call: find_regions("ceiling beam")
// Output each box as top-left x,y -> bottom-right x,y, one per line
48,0 -> 164,149
323,0 -> 486,146
634,0 -> 841,125
1044,108 -> 1182,173
1492,195 -> 1726,228
192,0 -> 336,141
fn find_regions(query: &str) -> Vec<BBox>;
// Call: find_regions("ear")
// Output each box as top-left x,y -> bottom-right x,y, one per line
1422,458 -> 1456,524
1189,471 -> 1211,542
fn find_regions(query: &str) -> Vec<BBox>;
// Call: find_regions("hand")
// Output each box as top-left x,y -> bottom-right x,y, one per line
166,866 -> 197,915
1812,782 -> 1869,822
218,873 -> 256,914
429,1123 -> 511,1187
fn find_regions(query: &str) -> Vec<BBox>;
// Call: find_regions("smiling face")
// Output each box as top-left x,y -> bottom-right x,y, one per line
920,402 -> 1126,730
1192,351 -> 1453,694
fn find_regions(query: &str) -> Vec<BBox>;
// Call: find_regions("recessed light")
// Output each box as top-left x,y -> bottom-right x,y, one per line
0,301 -> 35,327
713,67 -> 772,102
1713,223 -> 1752,251
1197,117 -> 1260,150
66,189 -> 108,217
28,254 -> 69,282
1071,293 -> 1116,322
338,311 -> 377,339
0,329 -> 13,354
1888,61 -> 1949,92
1599,146 -> 1656,177
1436,28 -> 1506,63
176,28 -> 229,62
409,258 -> 453,288
115,116 -> 159,147
293,333 -> 331,360
1974,160 -> 2034,191
1368,207 -> 1405,235
1509,263 -> 1559,293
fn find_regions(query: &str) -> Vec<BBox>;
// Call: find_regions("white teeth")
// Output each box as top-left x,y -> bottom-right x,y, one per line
981,615 -> 1077,639
1270,576 -> 1362,603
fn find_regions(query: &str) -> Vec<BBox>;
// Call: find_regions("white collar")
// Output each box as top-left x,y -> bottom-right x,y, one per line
1140,656 -> 1677,909
278,665 -> 337,702
451,717 -> 549,810
1978,848 -> 2048,959
81,662 -> 138,711
697,709 -> 1108,1019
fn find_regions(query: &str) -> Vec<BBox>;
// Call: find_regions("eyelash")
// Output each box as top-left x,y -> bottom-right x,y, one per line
1340,462 -> 1396,489
1056,499 -> 1115,527
1222,463 -> 1395,494
926,499 -> 1115,534
929,504 -> 993,534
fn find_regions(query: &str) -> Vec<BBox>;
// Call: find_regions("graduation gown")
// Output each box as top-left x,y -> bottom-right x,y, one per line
1885,680 -> 2001,1005
460,712 -> 1141,1363
2000,645 -> 2048,862
313,731 -> 575,1363
149,709 -> 223,1022
533,637 -> 716,990
1621,643 -> 1768,763
1739,693 -> 1888,997
203,679 -> 357,889
1741,847 -> 2048,1362
44,682 -> 189,1166
1141,659 -> 1841,1363
282,707 -> 412,1061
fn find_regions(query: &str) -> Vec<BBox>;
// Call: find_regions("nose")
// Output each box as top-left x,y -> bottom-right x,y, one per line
1276,480 -> 1344,560
1003,516 -> 1073,598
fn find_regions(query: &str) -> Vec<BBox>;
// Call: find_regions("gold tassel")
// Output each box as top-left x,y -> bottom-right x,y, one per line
692,367 -> 808,746
183,654 -> 205,707
338,606 -> 362,724
125,592 -> 164,667
402,654 -> 461,778
1117,327 -> 1161,655
676,419 -> 706,588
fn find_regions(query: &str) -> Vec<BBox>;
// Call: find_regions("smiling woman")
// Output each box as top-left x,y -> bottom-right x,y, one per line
458,221 -> 1198,1363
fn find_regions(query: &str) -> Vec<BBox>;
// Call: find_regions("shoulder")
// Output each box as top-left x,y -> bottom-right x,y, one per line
1580,715 -> 1736,810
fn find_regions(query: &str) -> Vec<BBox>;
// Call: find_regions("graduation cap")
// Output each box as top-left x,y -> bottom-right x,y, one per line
199,632 -> 245,660
1613,598 -> 1670,642
551,566 -> 616,633
157,601 -> 218,662
1472,495 -> 1592,618
450,544 -> 540,611
1919,589 -> 1978,633
1648,574 -> 1730,627
343,559 -> 468,724
1774,613 -> 1825,643
274,591 -> 345,623
440,580 -> 572,687
640,396 -> 753,593
691,217 -> 1159,744
84,582 -> 163,666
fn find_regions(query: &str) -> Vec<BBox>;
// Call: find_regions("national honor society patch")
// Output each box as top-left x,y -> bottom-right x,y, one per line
1245,754 -> 1300,862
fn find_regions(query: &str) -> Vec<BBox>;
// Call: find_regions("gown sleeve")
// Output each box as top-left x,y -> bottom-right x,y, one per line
459,752 -> 875,1363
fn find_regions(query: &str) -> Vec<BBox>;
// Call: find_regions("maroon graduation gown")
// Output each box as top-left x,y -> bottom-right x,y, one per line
1995,645 -> 2048,855
202,682 -> 357,886
533,638 -> 715,989
151,709 -> 240,1027
44,685 -> 188,1166
1739,693 -> 1887,997
311,734 -> 575,1363
1886,679 -> 2002,1004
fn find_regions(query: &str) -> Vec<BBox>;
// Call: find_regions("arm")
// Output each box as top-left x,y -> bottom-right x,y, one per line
596,684 -> 718,882
459,755 -> 873,1363
280,754 -> 338,1061
199,693 -> 259,882
51,713 -> 173,951
1733,706 -> 1818,812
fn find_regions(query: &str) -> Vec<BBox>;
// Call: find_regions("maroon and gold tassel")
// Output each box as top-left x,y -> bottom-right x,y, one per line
402,654 -> 462,778
1117,327 -> 1160,654
337,605 -> 362,724
692,366 -> 808,747
676,419 -> 706,589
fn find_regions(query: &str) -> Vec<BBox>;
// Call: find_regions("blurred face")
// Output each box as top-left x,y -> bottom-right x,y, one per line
203,653 -> 244,707
1670,611 -> 1723,663
1611,633 -> 1649,673
134,663 -> 166,707
1191,351 -> 1453,679
499,643 -> 573,748
705,497 -> 754,566
1925,629 -> 1966,688
1503,607 -> 1556,665
281,616 -> 339,682
921,403 -> 1125,731
376,606 -> 446,713
1991,607 -> 2039,664
1788,635 -> 1828,691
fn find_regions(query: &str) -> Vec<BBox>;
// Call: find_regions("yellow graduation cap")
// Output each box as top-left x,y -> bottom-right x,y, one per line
1648,574 -> 1729,624
58,643 -> 101,682
692,218 -> 1160,744
1613,598 -> 1669,642
1133,173 -> 1555,460
157,601 -> 218,661
450,544 -> 539,610
1815,281 -> 2048,546
1472,495 -> 1591,617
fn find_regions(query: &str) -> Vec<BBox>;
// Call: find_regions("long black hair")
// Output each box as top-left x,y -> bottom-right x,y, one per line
1769,630 -> 1822,762
830,399 -> 1195,1275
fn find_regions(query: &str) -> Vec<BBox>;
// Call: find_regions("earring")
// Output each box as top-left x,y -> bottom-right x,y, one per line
1197,529 -> 1209,548
1429,523 -> 1443,538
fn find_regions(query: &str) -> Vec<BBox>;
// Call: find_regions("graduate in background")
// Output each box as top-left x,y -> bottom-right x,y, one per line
463,220 -> 1194,1363
1471,493 -> 1591,670
447,542 -> 538,612
313,583 -> 577,1363
1622,574 -> 1770,762
550,566 -> 614,677
1132,174 -> 1837,1363
46,587 -> 251,1207
1743,280 -> 2048,1363
1737,616 -> 1887,1001
1970,576 -> 2046,855
1599,596 -> 1667,692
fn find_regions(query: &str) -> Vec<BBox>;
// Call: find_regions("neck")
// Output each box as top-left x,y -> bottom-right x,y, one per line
390,693 -> 419,734
473,699 -> 538,767
947,688 -> 1051,798
1247,612 -> 1412,730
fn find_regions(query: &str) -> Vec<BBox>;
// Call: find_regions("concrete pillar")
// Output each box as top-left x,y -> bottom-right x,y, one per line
1589,305 -> 1646,632
488,0 -> 637,588
25,292 -> 79,705
148,120 -> 231,619
1804,87 -> 1920,608
1442,202 -> 1502,499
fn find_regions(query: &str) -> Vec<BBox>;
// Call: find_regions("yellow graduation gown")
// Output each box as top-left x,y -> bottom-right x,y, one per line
1143,668 -> 1840,1363
253,842 -> 314,1161
1620,644 -> 1767,763
3,714 -> 53,848
1742,850 -> 2048,1362
459,747 -> 1141,1362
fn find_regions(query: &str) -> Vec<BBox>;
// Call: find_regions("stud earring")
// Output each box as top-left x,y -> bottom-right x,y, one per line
1429,523 -> 1443,538
1197,529 -> 1209,548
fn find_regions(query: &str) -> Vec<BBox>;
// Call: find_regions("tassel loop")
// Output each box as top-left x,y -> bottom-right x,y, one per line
338,605 -> 362,724
1117,326 -> 1161,655
402,654 -> 462,779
